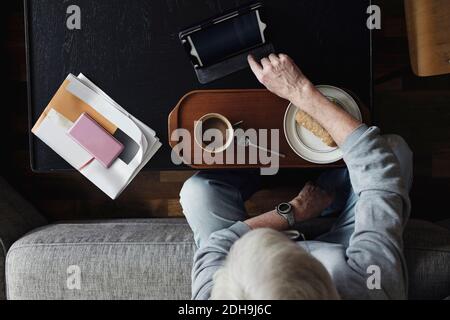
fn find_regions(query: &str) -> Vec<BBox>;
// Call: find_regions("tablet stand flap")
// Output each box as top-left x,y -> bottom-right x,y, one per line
195,43 -> 275,84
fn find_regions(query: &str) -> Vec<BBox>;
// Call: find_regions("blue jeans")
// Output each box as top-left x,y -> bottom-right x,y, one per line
180,135 -> 413,248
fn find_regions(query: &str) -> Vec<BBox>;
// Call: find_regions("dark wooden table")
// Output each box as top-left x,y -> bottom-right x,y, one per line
26,0 -> 372,171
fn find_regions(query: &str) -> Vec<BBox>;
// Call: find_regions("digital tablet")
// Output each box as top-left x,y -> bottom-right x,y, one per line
179,3 -> 269,69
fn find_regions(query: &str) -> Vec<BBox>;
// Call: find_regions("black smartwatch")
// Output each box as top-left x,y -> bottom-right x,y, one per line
276,202 -> 295,228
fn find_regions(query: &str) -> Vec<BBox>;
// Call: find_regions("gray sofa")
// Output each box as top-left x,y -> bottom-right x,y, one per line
1,177 -> 449,300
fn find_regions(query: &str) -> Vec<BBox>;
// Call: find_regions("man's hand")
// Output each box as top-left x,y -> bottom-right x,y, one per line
248,53 -> 362,146
248,54 -> 318,109
290,182 -> 334,222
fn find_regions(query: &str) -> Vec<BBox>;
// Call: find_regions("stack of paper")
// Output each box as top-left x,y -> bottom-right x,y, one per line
32,74 -> 162,199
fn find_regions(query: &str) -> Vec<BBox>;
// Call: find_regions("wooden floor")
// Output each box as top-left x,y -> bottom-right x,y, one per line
2,1 -> 450,222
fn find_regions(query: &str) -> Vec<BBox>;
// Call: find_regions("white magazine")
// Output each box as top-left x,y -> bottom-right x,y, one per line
33,74 -> 162,199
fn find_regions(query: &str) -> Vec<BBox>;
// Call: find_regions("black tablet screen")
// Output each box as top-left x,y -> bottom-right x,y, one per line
190,11 -> 264,66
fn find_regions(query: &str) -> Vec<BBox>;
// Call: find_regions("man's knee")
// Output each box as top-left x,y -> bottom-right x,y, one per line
180,174 -> 210,206
180,173 -> 223,213
179,174 -> 217,246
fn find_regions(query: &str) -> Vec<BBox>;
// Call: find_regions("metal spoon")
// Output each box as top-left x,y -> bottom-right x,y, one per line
238,136 -> 286,158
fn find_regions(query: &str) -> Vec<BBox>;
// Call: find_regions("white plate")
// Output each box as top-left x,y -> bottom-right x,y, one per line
284,85 -> 362,164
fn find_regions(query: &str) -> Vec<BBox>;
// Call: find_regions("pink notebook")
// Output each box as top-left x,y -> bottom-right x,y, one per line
68,113 -> 124,168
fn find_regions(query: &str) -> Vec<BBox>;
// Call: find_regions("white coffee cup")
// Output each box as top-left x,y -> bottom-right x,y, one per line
194,113 -> 234,153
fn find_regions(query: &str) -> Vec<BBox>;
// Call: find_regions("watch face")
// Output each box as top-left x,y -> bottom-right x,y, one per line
278,203 -> 291,214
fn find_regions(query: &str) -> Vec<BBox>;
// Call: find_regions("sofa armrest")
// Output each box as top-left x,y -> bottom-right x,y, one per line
6,219 -> 194,300
404,220 -> 450,300
0,177 -> 47,299
437,219 -> 450,231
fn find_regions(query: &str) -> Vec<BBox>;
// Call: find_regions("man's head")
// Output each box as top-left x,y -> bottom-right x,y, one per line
211,228 -> 339,300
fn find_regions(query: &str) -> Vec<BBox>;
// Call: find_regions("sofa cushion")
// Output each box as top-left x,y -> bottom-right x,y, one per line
6,219 -> 195,300
404,220 -> 450,300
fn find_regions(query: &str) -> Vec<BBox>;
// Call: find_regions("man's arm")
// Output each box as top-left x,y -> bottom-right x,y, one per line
191,222 -> 250,300
245,181 -> 334,229
248,54 -> 361,146
339,125 -> 410,299
248,53 -> 411,299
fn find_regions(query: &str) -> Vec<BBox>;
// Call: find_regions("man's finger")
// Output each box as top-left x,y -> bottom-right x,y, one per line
261,57 -> 272,69
279,53 -> 290,61
268,53 -> 280,65
248,55 -> 263,78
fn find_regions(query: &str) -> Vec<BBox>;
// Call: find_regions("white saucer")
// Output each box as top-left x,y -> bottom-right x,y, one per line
284,85 -> 362,164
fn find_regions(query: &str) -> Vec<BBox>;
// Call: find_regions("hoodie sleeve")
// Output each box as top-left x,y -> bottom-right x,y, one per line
191,222 -> 251,300
340,125 -> 411,299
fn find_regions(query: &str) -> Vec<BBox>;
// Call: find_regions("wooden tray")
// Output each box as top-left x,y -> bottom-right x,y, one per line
168,89 -> 368,169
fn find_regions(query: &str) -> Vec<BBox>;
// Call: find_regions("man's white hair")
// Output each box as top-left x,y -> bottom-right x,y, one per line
211,228 -> 340,300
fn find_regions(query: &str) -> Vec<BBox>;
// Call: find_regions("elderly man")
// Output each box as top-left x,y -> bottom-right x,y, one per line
180,53 -> 412,300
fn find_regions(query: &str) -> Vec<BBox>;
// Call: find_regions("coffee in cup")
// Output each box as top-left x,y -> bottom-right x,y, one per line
194,113 -> 234,153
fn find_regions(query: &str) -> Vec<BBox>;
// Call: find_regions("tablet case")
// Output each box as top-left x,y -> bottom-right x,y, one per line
179,2 -> 274,84
195,43 -> 275,84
